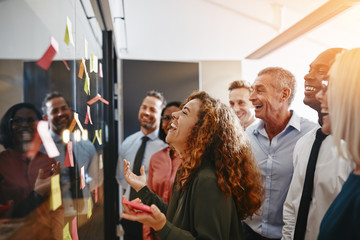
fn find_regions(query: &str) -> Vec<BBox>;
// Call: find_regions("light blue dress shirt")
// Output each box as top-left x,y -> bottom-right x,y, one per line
244,110 -> 318,239
116,129 -> 168,200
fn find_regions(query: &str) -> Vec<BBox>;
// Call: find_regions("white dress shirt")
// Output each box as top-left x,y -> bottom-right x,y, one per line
282,128 -> 354,240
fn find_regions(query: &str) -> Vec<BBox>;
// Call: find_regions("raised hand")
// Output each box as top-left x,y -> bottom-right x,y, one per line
123,159 -> 147,192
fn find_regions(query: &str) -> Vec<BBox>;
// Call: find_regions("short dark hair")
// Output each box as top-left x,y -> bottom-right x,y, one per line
0,103 -> 42,149
146,90 -> 167,109
41,91 -> 69,115
159,101 -> 181,142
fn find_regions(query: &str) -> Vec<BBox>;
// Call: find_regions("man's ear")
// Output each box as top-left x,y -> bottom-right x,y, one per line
43,115 -> 48,121
281,88 -> 291,102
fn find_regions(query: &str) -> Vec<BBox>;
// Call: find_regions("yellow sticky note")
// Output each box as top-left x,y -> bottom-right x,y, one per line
95,129 -> 102,145
90,54 -> 98,73
84,72 -> 90,95
87,197 -> 92,219
49,174 -> 62,211
63,222 -> 72,240
99,153 -> 103,169
64,17 -> 74,46
85,38 -> 88,59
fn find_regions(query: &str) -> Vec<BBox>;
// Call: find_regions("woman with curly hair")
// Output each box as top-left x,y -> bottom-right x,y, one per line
121,91 -> 264,239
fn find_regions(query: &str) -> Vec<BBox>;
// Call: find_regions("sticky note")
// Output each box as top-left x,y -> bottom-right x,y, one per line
74,113 -> 84,133
68,117 -> 76,133
71,217 -> 79,240
95,186 -> 98,203
87,197 -> 92,219
80,166 -> 85,189
99,62 -> 103,78
87,94 -> 109,105
64,16 -> 75,46
63,222 -> 72,240
94,129 -> 102,145
64,141 -> 74,167
99,154 -> 103,169
78,58 -> 85,79
90,54 -> 98,73
84,105 -> 93,125
85,38 -> 88,59
50,174 -> 62,211
84,71 -> 90,95
37,120 -> 60,158
36,37 -> 59,70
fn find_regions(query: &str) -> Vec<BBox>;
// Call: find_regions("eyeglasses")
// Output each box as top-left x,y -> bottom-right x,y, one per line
10,117 -> 36,125
321,79 -> 329,94
162,115 -> 173,121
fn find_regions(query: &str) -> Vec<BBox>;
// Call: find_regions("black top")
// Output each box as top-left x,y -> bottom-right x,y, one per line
138,160 -> 244,240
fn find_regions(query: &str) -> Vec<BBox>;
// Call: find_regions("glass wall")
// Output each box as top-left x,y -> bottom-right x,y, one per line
0,0 -> 106,239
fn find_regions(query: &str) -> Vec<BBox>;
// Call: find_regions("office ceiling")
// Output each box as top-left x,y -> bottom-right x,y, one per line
112,0 -> 360,61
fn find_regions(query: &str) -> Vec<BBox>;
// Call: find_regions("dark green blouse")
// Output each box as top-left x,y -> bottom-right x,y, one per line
137,161 -> 244,240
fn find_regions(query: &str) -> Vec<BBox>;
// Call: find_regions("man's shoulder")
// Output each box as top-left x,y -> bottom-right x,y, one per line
121,131 -> 142,144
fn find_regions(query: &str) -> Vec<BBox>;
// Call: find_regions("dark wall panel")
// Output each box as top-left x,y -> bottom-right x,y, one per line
123,60 -> 199,138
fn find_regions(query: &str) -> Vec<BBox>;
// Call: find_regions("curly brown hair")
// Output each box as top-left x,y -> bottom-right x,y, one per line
176,91 -> 264,220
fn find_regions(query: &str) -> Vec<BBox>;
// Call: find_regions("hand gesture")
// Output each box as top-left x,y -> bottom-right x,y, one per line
123,159 -> 146,192
120,196 -> 166,231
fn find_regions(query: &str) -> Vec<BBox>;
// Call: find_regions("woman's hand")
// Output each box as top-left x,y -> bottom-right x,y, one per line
120,196 -> 166,231
123,159 -> 146,192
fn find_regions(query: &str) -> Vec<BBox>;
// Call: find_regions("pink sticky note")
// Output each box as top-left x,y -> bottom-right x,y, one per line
84,105 -> 93,125
64,141 -> 74,167
95,186 -> 98,203
99,62 -> 103,78
37,121 -> 60,158
80,166 -> 85,189
71,216 -> 79,240
99,96 -> 109,105
36,39 -> 58,70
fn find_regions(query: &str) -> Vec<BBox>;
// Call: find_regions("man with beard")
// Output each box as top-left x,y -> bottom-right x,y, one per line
42,92 -> 98,229
228,80 -> 257,129
116,90 -> 167,240
282,48 -> 353,240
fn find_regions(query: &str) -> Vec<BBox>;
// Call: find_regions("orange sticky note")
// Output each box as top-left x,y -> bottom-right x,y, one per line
99,62 -> 103,78
95,186 -> 98,203
37,120 -> 60,158
87,197 -> 92,219
36,37 -> 59,70
78,59 -> 85,79
80,166 -> 85,189
99,96 -> 109,105
84,105 -> 93,125
50,174 -> 62,211
64,141 -> 74,167
71,217 -> 79,240
68,117 -> 76,133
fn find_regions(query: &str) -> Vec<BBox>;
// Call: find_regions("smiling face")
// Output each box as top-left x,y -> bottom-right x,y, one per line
316,80 -> 331,134
161,105 -> 179,136
249,74 -> 286,122
229,88 -> 254,127
11,108 -> 37,146
304,49 -> 343,112
166,99 -> 201,155
138,96 -> 163,134
43,97 -> 72,135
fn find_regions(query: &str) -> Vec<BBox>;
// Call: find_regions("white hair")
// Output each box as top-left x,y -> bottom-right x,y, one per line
329,48 -> 360,164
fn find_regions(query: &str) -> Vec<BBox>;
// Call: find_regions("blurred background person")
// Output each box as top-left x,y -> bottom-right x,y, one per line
0,102 -> 61,239
121,91 -> 264,239
228,80 -> 257,129
143,101 -> 181,240
318,48 -> 360,240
